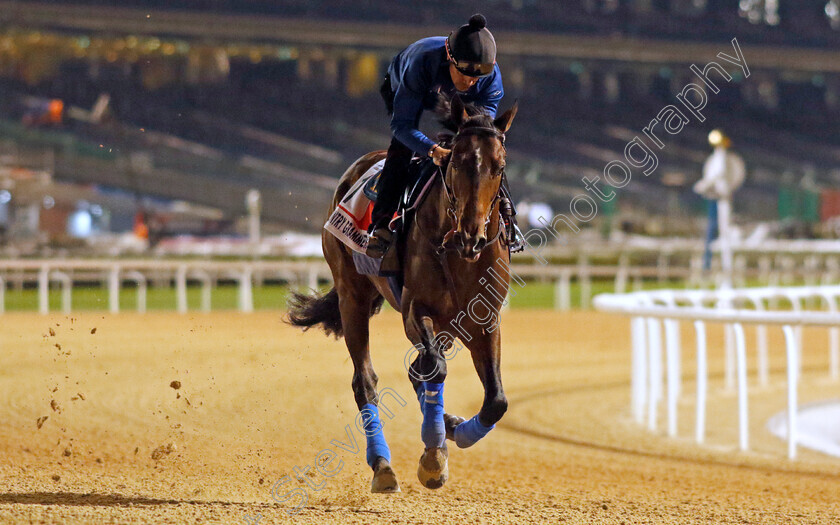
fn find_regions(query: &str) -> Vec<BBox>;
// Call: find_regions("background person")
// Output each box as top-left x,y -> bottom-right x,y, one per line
694,129 -> 746,282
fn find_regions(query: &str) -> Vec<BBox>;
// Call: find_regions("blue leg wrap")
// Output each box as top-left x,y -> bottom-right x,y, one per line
415,384 -> 425,412
454,414 -> 495,448
360,403 -> 391,468
420,381 -> 445,449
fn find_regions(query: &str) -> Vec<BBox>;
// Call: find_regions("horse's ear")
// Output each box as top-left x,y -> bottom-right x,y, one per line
494,100 -> 519,134
450,95 -> 467,128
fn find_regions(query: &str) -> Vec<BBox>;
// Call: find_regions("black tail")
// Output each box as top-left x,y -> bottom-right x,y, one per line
285,287 -> 385,340
286,287 -> 344,338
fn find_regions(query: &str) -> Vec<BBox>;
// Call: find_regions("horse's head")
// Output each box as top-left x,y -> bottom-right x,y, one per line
442,95 -> 518,261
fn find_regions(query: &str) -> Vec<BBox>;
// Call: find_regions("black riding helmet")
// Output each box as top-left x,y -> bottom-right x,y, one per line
446,13 -> 497,78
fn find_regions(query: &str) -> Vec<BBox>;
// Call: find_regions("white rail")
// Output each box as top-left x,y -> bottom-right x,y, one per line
0,257 -> 695,314
0,251 -> 838,314
594,285 -> 840,460
0,260 -> 333,314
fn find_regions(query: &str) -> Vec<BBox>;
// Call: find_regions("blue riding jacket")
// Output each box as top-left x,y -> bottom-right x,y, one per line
387,36 -> 504,156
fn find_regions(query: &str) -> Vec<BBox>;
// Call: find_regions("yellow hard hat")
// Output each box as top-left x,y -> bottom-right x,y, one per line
708,129 -> 731,148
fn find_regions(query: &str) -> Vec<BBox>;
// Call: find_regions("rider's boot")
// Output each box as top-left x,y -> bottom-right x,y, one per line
499,175 -> 524,254
366,223 -> 394,259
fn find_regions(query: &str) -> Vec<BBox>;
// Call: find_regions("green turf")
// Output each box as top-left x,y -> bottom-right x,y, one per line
0,278 -> 709,313
1,284 -> 295,312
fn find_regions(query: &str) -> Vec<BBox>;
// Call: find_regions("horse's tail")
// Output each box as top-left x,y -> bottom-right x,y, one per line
286,287 -> 386,339
286,287 -> 344,338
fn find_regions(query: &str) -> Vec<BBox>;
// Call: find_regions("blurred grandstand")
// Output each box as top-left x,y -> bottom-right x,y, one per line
0,1 -> 839,256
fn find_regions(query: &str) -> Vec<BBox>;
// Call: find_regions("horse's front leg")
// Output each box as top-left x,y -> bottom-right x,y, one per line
454,330 -> 507,448
404,301 -> 450,489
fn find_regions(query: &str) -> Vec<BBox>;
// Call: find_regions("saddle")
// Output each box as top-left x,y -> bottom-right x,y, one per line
364,156 -> 438,219
325,150 -> 516,308
364,156 -> 438,277
324,156 -> 437,307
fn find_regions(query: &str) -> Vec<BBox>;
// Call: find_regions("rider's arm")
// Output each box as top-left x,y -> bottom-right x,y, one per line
390,60 -> 437,156
476,65 -> 504,118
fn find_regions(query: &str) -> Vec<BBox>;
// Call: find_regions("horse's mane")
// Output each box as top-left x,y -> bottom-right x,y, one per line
435,95 -> 495,146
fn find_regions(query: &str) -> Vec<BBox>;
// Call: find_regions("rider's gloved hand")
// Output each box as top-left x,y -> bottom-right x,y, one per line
429,145 -> 451,166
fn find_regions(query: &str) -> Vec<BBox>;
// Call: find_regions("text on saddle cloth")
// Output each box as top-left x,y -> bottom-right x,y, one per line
325,157 -> 438,255
324,159 -> 384,254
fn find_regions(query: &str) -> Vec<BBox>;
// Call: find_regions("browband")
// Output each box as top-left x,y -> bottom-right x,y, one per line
454,126 -> 505,143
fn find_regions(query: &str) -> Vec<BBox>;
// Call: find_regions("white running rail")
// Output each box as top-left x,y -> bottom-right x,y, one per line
594,285 -> 840,460
0,260 -> 332,314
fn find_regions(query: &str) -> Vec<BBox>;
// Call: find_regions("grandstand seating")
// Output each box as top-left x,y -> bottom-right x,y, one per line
1,10 -> 838,234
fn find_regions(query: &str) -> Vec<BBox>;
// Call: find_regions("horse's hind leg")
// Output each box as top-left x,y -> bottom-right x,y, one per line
336,277 -> 399,493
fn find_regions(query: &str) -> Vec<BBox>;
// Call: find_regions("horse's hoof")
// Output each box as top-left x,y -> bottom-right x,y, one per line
444,413 -> 466,441
371,458 -> 400,493
417,446 -> 449,489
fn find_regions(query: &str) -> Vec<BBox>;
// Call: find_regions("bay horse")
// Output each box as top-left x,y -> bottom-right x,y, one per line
287,95 -> 518,493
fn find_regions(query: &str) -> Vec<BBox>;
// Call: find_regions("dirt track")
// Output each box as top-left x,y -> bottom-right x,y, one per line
1,309 -> 839,524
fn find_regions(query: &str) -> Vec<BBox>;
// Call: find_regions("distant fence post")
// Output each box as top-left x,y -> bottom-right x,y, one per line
190,269 -> 212,312
554,269 -> 571,311
50,271 -> 72,314
109,265 -> 120,314
176,265 -> 188,313
239,266 -> 254,313
39,265 -> 49,314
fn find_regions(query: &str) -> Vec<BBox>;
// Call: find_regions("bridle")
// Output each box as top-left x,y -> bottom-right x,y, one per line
437,125 -> 507,255
408,124 -> 508,312
421,125 -> 507,312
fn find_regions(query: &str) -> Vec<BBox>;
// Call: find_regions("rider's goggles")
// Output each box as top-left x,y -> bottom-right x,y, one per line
451,60 -> 495,78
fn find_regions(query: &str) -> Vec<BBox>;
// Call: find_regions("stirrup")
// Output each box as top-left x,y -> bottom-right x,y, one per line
499,196 -> 523,254
509,224 -> 525,253
365,227 -> 393,259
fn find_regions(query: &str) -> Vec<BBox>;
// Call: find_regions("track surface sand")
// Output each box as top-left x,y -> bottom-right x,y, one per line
1,309 -> 839,524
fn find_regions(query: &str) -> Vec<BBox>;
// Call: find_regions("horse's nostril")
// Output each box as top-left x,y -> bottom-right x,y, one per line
475,236 -> 487,252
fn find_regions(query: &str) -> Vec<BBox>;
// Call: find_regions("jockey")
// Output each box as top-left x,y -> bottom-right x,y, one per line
366,13 -> 522,258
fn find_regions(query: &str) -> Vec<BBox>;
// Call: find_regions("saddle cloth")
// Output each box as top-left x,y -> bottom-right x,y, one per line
324,157 -> 438,256
324,159 -> 383,254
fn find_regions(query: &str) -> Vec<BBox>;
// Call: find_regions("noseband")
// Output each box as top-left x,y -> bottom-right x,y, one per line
437,125 -> 507,254
440,125 -> 505,220
417,125 -> 507,312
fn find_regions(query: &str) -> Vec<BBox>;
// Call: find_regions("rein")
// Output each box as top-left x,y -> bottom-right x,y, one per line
419,125 -> 507,312
433,197 -> 504,313
437,166 -> 504,257
437,125 -> 507,255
